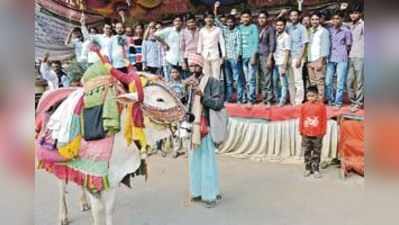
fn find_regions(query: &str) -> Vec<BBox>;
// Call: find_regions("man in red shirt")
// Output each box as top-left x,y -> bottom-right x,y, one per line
299,86 -> 327,178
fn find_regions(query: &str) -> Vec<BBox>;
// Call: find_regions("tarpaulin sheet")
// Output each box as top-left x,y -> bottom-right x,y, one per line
339,119 -> 364,176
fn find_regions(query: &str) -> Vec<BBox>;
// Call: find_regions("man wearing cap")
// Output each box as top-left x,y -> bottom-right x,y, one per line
183,53 -> 224,208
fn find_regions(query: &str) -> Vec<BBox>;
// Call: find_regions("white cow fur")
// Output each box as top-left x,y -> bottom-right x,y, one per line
56,108 -> 171,225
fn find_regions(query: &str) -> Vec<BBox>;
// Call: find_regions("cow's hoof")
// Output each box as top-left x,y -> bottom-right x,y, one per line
60,218 -> 69,225
80,203 -> 91,212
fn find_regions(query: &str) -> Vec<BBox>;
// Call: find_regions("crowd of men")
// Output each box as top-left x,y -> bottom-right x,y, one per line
39,2 -> 364,112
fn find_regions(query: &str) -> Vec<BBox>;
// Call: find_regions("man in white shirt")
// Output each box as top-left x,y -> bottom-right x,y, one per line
307,12 -> 330,102
81,14 -> 113,64
64,27 -> 85,64
40,53 -> 69,90
154,16 -> 183,81
273,18 -> 291,107
80,26 -> 101,66
197,12 -> 226,80
110,22 -> 129,72
286,9 -> 309,105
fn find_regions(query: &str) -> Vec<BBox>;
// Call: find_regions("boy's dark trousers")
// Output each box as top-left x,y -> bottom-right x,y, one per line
302,136 -> 323,172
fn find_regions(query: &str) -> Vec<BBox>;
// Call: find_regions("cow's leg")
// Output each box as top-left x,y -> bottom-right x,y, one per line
80,187 -> 91,211
87,191 -> 105,225
58,180 -> 69,225
103,188 -> 116,225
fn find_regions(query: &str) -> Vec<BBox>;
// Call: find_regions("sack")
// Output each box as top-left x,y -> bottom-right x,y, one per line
200,115 -> 209,138
209,108 -> 229,145
36,130 -> 67,162
83,105 -> 106,141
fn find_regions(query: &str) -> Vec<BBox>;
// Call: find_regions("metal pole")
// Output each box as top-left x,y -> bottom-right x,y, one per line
297,0 -> 304,11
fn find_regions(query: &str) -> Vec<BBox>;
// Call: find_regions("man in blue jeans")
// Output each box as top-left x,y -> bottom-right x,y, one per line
154,16 -> 183,81
347,7 -> 364,112
224,52 -> 244,102
273,18 -> 291,107
325,12 -> 352,108
238,10 -> 259,104
214,3 -> 243,103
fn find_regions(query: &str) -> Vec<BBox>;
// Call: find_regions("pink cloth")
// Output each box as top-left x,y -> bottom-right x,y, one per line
40,161 -> 106,191
73,96 -> 84,115
36,140 -> 66,162
180,28 -> 200,60
187,53 -> 204,67
79,136 -> 114,161
36,87 -> 78,117
111,68 -> 136,85
110,68 -> 145,128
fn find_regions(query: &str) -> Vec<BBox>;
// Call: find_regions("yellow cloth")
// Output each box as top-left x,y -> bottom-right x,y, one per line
123,76 -> 148,154
58,135 -> 81,160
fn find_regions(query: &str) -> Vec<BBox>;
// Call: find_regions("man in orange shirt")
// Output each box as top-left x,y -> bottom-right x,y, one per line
299,86 -> 327,178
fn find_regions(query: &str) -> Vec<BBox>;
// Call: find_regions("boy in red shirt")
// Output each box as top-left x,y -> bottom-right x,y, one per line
299,86 -> 327,178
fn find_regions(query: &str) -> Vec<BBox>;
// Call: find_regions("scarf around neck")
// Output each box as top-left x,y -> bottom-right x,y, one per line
190,73 -> 209,148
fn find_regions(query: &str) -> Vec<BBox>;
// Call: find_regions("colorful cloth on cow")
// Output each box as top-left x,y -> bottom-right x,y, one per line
39,136 -> 115,192
123,77 -> 149,153
106,66 -> 149,153
58,135 -> 81,160
81,63 -> 120,134
47,89 -> 84,147
67,136 -> 114,177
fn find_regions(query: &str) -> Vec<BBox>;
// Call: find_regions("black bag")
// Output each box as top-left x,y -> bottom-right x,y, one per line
83,105 -> 106,141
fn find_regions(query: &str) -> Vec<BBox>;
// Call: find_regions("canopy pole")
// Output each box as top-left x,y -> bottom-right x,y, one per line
297,0 -> 303,11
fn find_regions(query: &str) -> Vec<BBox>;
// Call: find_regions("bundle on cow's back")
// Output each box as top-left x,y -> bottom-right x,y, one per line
35,62 -> 186,193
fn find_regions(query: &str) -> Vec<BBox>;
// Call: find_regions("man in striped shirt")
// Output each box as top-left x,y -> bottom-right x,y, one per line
214,2 -> 243,103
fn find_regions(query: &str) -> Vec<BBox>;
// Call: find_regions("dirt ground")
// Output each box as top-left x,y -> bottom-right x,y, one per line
35,154 -> 373,225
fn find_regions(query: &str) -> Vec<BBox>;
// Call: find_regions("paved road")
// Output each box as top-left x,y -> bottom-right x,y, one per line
36,155 -> 371,225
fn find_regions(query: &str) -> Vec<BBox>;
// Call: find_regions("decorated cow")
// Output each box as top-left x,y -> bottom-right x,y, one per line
35,61 -> 185,225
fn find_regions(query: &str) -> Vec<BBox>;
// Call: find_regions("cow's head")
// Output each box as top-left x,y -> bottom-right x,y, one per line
116,73 -> 186,126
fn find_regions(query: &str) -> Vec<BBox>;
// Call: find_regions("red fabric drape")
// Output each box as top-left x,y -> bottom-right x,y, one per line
339,120 -> 364,176
225,104 -> 365,121
110,67 -> 145,128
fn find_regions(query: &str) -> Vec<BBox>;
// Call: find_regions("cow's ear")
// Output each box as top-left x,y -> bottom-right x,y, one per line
116,93 -> 138,104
